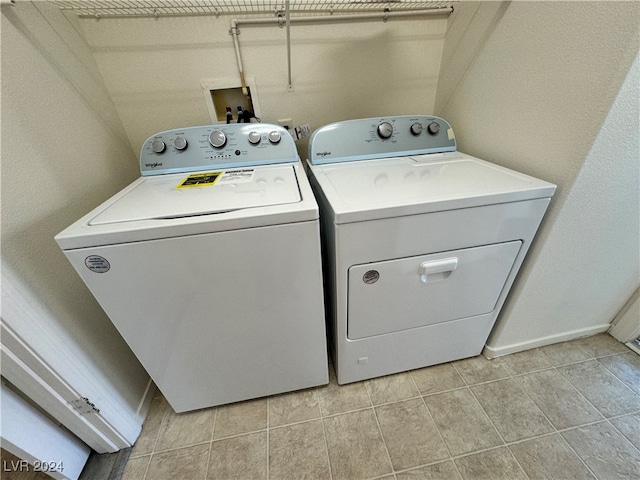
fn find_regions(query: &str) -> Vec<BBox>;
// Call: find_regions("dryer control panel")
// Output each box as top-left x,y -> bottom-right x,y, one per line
140,124 -> 298,176
308,115 -> 457,165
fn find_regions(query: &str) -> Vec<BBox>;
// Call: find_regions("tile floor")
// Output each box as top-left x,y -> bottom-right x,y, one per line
122,333 -> 640,480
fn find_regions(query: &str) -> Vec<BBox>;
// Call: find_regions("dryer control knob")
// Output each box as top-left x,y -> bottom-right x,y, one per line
209,130 -> 227,148
151,139 -> 166,153
173,136 -> 188,150
268,131 -> 281,144
248,131 -> 261,145
377,122 -> 393,139
427,121 -> 441,135
410,122 -> 423,136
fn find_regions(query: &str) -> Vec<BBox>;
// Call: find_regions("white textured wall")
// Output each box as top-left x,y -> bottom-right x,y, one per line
1,1 -> 150,443
78,12 -> 448,155
487,52 -> 640,353
435,1 -> 640,354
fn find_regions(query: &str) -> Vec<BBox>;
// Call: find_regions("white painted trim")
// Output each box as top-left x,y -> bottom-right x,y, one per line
2,321 -> 123,453
609,288 -> 640,343
1,382 -> 90,480
1,267 -> 154,453
482,324 -> 610,358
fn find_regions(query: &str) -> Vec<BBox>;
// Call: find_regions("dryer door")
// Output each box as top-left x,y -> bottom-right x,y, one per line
347,241 -> 522,340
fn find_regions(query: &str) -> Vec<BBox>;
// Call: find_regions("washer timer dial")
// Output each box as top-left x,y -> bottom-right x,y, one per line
208,130 -> 227,148
377,122 -> 394,139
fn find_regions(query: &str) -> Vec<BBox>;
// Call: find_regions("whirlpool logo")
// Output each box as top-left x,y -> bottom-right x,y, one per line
145,162 -> 163,168
316,151 -> 332,157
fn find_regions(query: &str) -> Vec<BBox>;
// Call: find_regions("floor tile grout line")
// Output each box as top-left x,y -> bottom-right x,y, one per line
606,415 -> 640,456
143,439 -> 214,456
506,445 -> 532,480
548,363 -> 609,424
140,452 -> 151,480
449,360 -> 472,388
465,383 -> 509,447
202,408 -> 217,480
266,396 -> 271,480
410,367 -> 452,460
364,382 -> 394,476
151,399 -> 171,456
418,390 -> 459,478
140,396 -> 172,479
596,354 -> 640,398
555,427 -> 601,480
316,391 -> 334,480
553,358 -> 640,418
208,427 -> 269,444
511,370 -> 576,431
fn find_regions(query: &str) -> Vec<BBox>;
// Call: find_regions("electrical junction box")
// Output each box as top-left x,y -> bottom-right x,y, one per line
201,77 -> 262,123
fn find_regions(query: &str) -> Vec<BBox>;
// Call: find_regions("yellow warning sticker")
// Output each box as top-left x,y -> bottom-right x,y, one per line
447,128 -> 455,140
176,171 -> 222,189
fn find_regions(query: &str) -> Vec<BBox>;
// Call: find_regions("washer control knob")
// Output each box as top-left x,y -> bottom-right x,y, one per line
248,131 -> 261,145
173,136 -> 188,150
208,130 -> 227,148
151,139 -> 166,153
410,122 -> 423,136
268,131 -> 281,144
377,122 -> 393,139
427,121 -> 441,135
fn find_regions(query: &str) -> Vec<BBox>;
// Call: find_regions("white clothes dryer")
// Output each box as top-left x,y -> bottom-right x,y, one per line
307,116 -> 555,384
57,123 -> 328,412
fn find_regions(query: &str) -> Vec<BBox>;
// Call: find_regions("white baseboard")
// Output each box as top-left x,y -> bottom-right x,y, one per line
482,324 -> 611,359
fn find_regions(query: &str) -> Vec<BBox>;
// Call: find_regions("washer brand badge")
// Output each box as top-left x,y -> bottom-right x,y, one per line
316,151 -> 332,157
85,255 -> 110,273
145,162 -> 163,168
363,270 -> 380,285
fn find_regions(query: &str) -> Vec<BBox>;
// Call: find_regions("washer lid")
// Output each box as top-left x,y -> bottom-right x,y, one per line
90,165 -> 300,225
55,162 -> 320,250
310,152 -> 556,223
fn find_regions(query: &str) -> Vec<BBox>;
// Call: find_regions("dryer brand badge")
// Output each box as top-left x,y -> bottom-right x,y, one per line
363,270 -> 380,285
85,255 -> 110,273
316,151 -> 332,157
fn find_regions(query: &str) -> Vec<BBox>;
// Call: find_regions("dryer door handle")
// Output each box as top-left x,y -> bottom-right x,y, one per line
419,257 -> 458,283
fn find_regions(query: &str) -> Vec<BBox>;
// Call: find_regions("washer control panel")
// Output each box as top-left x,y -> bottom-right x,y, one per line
140,123 -> 297,176
308,115 -> 456,165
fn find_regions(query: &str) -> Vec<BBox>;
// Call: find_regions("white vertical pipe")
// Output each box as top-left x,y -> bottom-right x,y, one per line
229,19 -> 248,96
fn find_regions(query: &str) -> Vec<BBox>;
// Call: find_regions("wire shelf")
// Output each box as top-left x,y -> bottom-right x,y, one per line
53,1 -> 455,18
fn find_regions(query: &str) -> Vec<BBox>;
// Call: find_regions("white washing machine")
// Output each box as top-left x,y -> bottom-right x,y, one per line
56,123 -> 328,412
307,115 -> 556,384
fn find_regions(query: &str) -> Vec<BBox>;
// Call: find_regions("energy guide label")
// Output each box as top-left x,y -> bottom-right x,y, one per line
217,169 -> 255,184
176,169 -> 254,189
177,171 -> 222,189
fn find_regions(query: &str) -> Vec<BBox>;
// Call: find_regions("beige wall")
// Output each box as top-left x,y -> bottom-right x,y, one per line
1,1 -> 149,438
435,1 -> 640,354
78,11 -> 449,156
